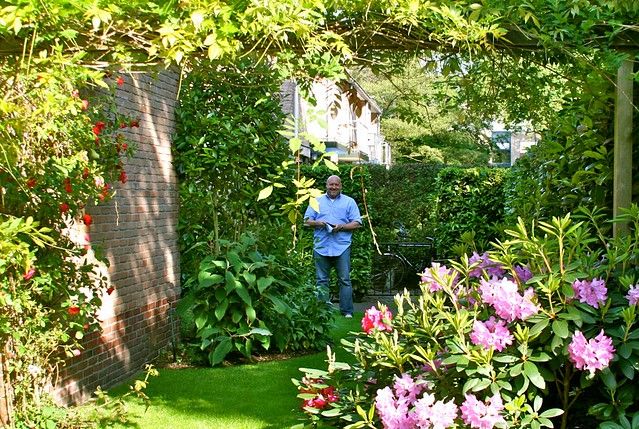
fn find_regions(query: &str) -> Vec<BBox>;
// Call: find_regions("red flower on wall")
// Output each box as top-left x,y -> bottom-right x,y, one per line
82,167 -> 90,179
129,119 -> 139,128
119,171 -> 128,184
63,178 -> 73,193
68,306 -> 80,316
116,76 -> 124,86
26,178 -> 36,188
106,287 -> 115,295
92,121 -> 106,136
59,202 -> 70,213
83,213 -> 93,226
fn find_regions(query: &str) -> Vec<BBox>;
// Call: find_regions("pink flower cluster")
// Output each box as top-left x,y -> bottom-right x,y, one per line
421,263 -> 456,292
362,305 -> 393,334
572,278 -> 607,308
375,375 -> 506,429
460,393 -> 506,429
626,285 -> 639,305
568,330 -> 615,375
470,317 -> 514,352
479,277 -> 540,322
469,252 -> 505,278
375,373 -> 456,429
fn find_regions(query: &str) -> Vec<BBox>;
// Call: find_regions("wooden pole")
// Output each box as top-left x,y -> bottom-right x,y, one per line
613,58 -> 634,238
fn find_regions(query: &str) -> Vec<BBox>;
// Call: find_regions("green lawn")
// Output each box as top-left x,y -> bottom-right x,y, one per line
105,312 -> 362,429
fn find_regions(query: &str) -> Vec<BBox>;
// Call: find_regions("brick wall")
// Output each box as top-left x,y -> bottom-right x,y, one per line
56,70 -> 181,404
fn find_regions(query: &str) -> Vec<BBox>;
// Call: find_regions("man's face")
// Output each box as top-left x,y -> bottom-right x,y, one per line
326,177 -> 342,198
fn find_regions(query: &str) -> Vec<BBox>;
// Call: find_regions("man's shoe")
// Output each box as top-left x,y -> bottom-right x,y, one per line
344,313 -> 353,318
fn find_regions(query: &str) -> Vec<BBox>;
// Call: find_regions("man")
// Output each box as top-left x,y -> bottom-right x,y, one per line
304,175 -> 362,317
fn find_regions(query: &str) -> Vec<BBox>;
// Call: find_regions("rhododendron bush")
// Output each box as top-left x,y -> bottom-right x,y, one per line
0,56 -> 136,425
294,208 -> 639,429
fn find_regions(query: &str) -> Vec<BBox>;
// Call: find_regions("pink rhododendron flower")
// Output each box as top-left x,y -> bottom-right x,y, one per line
469,252 -> 505,278
362,305 -> 393,334
568,330 -> 615,375
514,265 -> 533,284
572,278 -> 607,308
393,373 -> 425,404
470,317 -> 513,352
479,277 -> 540,322
375,375 -> 457,429
420,263 -> 456,292
626,285 -> 639,305
460,393 -> 505,429
375,386 -> 415,429
413,393 -> 458,429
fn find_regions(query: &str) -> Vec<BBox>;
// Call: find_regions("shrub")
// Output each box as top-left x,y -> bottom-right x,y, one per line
179,234 -> 333,366
294,206 -> 639,429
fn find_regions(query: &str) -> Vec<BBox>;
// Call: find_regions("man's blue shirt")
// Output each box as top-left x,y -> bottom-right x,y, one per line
304,193 -> 362,257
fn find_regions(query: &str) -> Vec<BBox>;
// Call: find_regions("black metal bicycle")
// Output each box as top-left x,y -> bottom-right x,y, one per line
370,237 -> 436,295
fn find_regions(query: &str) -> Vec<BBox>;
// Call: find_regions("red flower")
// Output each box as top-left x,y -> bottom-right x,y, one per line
82,167 -> 90,179
71,89 -> 79,98
119,122 -> 127,129
106,286 -> 115,295
121,143 -> 128,151
129,119 -> 139,128
92,121 -> 106,136
68,306 -> 80,316
26,178 -> 36,188
97,194 -> 105,202
116,76 -> 124,86
119,170 -> 128,184
59,202 -> 70,213
23,267 -> 36,280
81,99 -> 89,110
63,178 -> 72,193
83,213 -> 93,226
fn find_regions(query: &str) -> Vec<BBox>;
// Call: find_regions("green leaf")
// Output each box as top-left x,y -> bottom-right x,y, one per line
214,299 -> 229,321
208,337 -> 232,366
529,318 -> 549,338
198,272 -> 224,288
257,276 -> 274,293
524,361 -> 545,389
601,368 -> 617,390
246,306 -> 256,321
539,408 -> 564,418
257,185 -> 273,201
249,327 -> 271,336
266,294 -> 290,314
235,284 -> 252,305
552,319 -> 569,338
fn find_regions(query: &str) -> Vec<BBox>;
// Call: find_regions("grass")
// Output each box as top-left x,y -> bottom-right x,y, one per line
101,311 -> 363,429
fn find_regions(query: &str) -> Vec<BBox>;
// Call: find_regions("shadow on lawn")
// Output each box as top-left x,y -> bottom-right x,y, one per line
116,313 -> 363,429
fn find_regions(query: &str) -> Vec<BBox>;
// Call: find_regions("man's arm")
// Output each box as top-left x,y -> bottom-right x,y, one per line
305,218 -> 329,228
333,221 -> 361,232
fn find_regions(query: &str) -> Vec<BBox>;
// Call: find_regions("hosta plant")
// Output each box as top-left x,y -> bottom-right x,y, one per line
295,206 -> 639,429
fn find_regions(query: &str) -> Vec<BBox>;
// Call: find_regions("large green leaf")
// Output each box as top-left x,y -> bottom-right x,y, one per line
208,337 -> 232,366
235,284 -> 252,305
257,276 -> 275,293
246,305 -> 256,321
265,293 -> 291,315
524,361 -> 545,389
215,299 -> 229,320
198,272 -> 224,289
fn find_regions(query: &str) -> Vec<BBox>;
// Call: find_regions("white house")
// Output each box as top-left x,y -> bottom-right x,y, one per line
280,78 -> 390,166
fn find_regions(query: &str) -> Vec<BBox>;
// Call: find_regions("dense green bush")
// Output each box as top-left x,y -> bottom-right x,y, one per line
178,234 -> 333,366
173,59 -> 292,282
503,67 -> 617,226
431,167 -> 507,258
